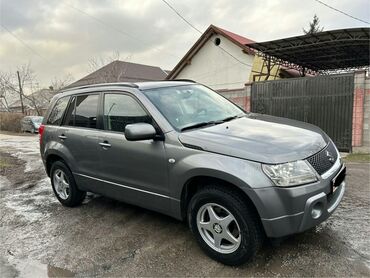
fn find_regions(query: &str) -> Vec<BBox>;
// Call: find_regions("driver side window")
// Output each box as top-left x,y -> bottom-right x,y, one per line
103,93 -> 151,132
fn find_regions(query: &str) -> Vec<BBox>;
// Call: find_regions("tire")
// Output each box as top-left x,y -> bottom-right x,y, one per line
188,185 -> 263,266
50,161 -> 86,207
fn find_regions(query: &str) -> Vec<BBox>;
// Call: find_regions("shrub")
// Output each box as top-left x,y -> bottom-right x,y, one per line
0,112 -> 24,133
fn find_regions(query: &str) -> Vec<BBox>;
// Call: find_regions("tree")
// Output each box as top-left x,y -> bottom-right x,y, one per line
0,64 -> 74,115
87,51 -> 132,83
49,74 -> 74,91
303,14 -> 324,34
0,63 -> 36,113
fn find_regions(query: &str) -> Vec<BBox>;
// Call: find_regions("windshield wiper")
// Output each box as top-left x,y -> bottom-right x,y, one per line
219,114 -> 245,123
180,115 -> 245,132
180,121 -> 217,132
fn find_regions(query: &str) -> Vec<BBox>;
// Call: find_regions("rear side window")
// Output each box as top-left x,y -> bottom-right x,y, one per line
103,93 -> 151,132
47,96 -> 70,125
63,94 -> 99,128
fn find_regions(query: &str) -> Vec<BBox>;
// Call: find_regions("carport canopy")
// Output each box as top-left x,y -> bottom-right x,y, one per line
248,27 -> 370,72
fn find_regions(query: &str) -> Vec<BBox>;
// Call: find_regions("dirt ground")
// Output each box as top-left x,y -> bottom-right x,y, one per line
0,133 -> 369,277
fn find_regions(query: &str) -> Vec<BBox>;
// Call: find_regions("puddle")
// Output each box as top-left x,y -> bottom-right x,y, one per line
10,259 -> 75,278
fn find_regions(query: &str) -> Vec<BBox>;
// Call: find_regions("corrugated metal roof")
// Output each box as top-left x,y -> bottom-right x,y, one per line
248,27 -> 370,71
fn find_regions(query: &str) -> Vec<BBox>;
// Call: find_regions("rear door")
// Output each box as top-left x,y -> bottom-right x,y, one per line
58,93 -> 104,190
97,92 -> 170,213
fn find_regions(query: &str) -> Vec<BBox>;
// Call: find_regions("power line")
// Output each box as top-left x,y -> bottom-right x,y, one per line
63,3 -> 181,59
0,24 -> 46,60
161,0 -> 203,34
160,0 -> 253,68
313,0 -> 370,25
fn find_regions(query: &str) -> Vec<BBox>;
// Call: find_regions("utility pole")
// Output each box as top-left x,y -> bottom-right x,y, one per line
16,71 -> 25,114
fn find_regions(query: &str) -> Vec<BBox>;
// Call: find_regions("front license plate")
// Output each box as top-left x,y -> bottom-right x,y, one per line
331,166 -> 346,193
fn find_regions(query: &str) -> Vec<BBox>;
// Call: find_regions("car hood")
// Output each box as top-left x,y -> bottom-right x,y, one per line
178,114 -> 329,164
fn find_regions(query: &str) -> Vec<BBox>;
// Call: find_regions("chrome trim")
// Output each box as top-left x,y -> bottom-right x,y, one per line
321,144 -> 342,179
321,157 -> 341,179
261,211 -> 304,221
99,142 -> 111,148
74,173 -> 179,201
328,182 -> 345,213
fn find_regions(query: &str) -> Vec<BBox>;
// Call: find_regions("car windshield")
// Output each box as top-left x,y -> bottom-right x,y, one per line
143,84 -> 244,131
31,116 -> 43,124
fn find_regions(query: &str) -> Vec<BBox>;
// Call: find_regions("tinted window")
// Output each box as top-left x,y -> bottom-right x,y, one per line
63,96 -> 76,126
74,95 -> 98,128
62,94 -> 98,128
47,96 -> 70,125
103,94 -> 151,132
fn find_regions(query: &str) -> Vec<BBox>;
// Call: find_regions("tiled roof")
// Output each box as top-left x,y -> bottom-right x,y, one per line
65,60 -> 167,89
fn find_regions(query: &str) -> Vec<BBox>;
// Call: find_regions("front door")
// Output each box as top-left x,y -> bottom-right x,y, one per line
97,92 -> 170,213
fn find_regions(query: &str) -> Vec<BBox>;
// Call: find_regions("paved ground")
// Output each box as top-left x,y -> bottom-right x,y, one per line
0,133 -> 369,277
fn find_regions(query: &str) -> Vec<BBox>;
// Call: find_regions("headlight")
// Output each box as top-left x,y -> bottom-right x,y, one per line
262,160 -> 317,187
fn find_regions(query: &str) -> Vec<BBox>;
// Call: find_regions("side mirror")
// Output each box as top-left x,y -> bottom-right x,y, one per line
125,123 -> 157,141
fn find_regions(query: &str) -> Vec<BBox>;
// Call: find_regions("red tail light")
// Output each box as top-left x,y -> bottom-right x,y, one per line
39,124 -> 45,145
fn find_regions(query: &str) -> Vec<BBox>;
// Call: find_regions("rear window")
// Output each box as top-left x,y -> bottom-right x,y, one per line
63,94 -> 99,129
47,96 -> 70,125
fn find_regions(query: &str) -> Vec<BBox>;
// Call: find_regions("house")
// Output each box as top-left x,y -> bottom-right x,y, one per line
65,60 -> 168,89
9,88 -> 56,115
166,25 -> 299,90
167,25 -> 256,91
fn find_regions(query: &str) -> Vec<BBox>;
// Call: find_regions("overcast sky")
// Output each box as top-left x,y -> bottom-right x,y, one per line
0,0 -> 369,87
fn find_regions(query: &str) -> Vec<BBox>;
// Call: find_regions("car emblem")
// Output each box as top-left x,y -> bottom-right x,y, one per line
326,150 -> 335,164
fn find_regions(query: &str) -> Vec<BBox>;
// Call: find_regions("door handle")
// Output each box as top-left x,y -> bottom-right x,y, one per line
99,142 -> 111,148
58,134 -> 67,140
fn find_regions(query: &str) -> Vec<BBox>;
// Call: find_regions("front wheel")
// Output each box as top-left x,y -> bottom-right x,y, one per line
50,161 -> 86,207
188,186 -> 263,266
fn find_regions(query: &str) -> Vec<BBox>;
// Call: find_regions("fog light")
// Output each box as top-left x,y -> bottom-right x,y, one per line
311,202 -> 323,219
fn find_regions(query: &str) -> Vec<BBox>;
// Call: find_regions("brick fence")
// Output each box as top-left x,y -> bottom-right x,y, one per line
218,86 -> 251,112
219,71 -> 370,153
352,71 -> 370,153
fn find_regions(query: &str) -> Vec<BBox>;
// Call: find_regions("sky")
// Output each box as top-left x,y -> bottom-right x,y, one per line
0,0 -> 369,88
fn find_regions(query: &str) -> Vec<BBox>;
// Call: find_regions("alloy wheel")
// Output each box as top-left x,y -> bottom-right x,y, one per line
196,203 -> 241,254
53,169 -> 70,200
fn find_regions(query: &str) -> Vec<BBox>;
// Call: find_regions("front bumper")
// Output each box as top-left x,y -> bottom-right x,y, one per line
254,163 -> 345,238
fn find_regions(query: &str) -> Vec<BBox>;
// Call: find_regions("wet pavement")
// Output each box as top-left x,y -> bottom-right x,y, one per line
0,133 -> 369,277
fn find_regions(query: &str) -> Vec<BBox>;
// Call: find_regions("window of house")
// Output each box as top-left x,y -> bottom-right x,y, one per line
103,94 -> 151,132
47,96 -> 70,125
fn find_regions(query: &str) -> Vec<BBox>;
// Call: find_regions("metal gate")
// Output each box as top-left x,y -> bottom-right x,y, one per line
251,74 -> 354,151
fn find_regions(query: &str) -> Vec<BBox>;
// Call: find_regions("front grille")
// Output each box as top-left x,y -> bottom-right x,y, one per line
307,142 -> 338,175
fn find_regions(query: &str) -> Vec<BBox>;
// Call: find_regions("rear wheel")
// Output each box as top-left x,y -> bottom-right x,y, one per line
50,161 -> 85,207
188,186 -> 263,266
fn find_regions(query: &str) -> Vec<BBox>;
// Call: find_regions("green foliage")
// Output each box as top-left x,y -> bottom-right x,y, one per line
303,14 -> 324,34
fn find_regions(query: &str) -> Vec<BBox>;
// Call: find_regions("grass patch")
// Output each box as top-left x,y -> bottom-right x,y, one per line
343,153 -> 370,163
0,159 -> 12,168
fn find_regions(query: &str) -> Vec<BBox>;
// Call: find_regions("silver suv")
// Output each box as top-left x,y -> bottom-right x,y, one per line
39,81 -> 346,265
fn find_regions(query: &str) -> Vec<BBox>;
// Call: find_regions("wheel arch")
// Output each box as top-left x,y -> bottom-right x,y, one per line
45,150 -> 74,177
180,175 -> 261,223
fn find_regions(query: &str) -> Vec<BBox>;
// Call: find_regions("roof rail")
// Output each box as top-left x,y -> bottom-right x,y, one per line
171,79 -> 196,83
62,82 -> 139,92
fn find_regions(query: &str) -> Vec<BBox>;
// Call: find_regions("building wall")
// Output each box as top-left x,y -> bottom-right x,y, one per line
249,56 -> 281,82
176,34 -> 254,91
